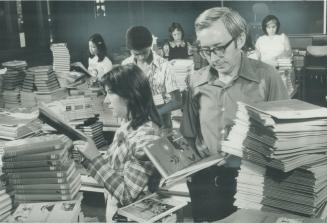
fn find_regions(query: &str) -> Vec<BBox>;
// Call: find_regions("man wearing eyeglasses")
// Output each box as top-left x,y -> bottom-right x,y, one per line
180,7 -> 289,222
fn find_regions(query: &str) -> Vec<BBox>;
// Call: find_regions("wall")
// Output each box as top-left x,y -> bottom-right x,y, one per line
50,1 -> 220,64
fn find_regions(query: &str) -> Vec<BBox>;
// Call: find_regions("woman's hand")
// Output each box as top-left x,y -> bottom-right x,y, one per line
73,139 -> 100,161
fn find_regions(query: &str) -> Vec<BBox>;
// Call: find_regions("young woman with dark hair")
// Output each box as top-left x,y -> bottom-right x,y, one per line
163,22 -> 193,61
73,63 -> 162,221
255,15 -> 292,67
88,33 -> 113,79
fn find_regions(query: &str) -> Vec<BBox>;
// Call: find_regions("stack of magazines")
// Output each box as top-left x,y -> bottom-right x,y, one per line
222,99 -> 327,172
0,173 -> 14,222
222,99 -> 327,217
2,134 -> 81,203
1,60 -> 27,91
50,43 -> 71,74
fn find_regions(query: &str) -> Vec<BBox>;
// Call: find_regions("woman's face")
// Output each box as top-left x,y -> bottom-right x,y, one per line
266,20 -> 278,36
103,87 -> 128,118
171,29 -> 183,41
89,41 -> 98,56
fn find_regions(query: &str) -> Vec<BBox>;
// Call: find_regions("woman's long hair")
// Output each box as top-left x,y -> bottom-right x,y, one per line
89,33 -> 107,62
101,64 -> 162,130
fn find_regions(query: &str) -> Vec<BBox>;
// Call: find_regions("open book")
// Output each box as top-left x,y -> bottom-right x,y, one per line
144,133 -> 224,186
70,62 -> 92,82
117,193 -> 187,223
38,103 -> 89,141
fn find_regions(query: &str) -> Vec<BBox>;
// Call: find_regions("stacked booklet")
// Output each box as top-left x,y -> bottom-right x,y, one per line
1,60 -> 27,91
234,160 -> 327,217
50,43 -> 71,73
2,134 -> 81,203
222,99 -> 327,172
222,99 -> 327,217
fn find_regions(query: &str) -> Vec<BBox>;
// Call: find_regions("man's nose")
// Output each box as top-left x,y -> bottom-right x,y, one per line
104,96 -> 111,105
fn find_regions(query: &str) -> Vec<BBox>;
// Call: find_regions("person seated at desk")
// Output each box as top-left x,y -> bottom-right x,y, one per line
255,15 -> 292,68
72,33 -> 112,83
122,26 -> 182,131
73,64 -> 162,222
163,22 -> 193,61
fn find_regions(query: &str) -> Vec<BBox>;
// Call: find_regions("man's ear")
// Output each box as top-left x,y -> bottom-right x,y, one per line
236,32 -> 246,49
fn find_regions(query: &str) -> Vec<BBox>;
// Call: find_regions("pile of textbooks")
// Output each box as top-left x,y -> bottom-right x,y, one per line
76,121 -> 106,149
222,99 -> 327,217
1,60 -> 27,91
2,134 -> 81,203
51,43 -> 71,73
2,90 -> 21,109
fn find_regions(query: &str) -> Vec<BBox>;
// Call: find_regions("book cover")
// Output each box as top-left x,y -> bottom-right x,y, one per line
117,193 -> 187,223
2,147 -> 68,162
144,133 -> 224,185
3,134 -> 72,158
38,103 -> 89,141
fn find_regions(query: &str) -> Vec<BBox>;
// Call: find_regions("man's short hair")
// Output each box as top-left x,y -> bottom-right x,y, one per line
126,26 -> 153,50
195,7 -> 247,40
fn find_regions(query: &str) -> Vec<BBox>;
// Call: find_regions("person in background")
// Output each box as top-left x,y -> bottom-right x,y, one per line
122,26 -> 182,130
88,33 -> 113,80
73,64 -> 162,222
163,22 -> 193,61
180,7 -> 289,222
255,15 -> 292,67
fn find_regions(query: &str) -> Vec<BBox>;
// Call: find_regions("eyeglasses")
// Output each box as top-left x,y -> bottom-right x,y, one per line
198,38 -> 235,58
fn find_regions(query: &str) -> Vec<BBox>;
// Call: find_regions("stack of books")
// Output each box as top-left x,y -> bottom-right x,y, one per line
20,69 -> 37,108
277,58 -> 294,96
222,99 -> 327,217
6,194 -> 83,223
169,59 -> 194,91
0,173 -> 14,222
76,121 -> 106,149
222,99 -> 327,172
0,112 -> 41,140
2,134 -> 81,203
50,43 -> 71,73
1,60 -> 27,91
2,90 -> 21,109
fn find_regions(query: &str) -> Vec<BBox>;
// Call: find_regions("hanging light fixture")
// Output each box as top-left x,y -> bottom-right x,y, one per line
95,0 -> 106,18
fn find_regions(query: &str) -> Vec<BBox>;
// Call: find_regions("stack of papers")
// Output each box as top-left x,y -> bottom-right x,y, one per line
169,59 -> 194,91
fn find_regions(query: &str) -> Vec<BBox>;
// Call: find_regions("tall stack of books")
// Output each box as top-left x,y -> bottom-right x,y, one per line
2,134 -> 81,203
20,69 -> 37,108
169,59 -> 194,91
51,43 -> 71,73
222,99 -> 327,217
277,58 -> 294,96
76,121 -> 106,149
0,172 -> 14,222
1,60 -> 27,91
2,89 -> 21,109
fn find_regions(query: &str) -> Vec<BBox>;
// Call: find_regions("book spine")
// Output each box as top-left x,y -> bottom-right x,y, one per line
3,142 -> 67,158
3,150 -> 66,162
9,176 -> 70,185
8,171 -> 68,179
2,159 -> 67,169
14,188 -> 74,195
2,162 -> 71,173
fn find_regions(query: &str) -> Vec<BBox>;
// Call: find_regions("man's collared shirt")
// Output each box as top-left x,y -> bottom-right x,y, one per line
122,51 -> 178,97
180,54 -> 289,159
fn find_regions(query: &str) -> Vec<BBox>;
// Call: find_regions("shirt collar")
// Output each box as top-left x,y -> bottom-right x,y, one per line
237,53 -> 260,83
131,50 -> 160,68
